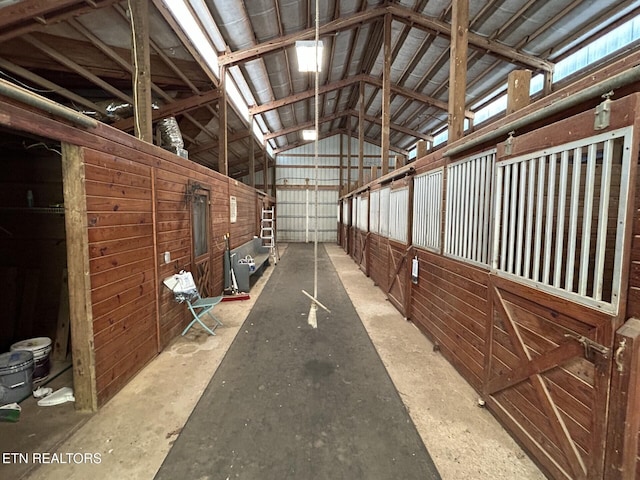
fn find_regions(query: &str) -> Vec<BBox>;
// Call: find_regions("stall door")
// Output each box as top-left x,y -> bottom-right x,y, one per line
486,275 -> 613,480
190,185 -> 212,297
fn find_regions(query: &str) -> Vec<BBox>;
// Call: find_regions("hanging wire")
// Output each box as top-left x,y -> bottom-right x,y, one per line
313,0 -> 319,301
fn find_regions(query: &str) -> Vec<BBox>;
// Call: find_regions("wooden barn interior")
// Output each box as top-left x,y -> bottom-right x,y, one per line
0,1 -> 640,479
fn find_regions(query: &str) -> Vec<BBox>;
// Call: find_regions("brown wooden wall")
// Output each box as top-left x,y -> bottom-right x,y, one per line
340,92 -> 640,479
0,96 -> 268,408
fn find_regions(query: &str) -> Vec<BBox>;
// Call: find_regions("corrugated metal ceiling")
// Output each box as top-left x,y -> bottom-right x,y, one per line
0,0 -> 637,178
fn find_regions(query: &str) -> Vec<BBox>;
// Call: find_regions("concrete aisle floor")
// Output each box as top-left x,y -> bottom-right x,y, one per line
11,244 -> 544,480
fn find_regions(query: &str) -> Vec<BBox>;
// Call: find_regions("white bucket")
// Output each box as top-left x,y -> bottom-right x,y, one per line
10,337 -> 52,384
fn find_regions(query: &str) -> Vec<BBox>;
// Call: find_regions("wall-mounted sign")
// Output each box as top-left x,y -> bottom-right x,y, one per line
230,196 -> 237,223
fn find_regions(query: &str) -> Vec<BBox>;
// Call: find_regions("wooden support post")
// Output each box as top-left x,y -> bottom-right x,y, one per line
249,115 -> 255,188
358,81 -> 365,187
416,139 -> 428,159
53,269 -> 70,362
381,13 -> 392,176
129,0 -> 153,142
543,70 -> 553,96
218,66 -> 228,176
371,166 -> 379,181
395,155 -> 406,168
604,318 -> 640,479
61,143 -> 97,412
263,151 -> 268,192
339,133 -> 344,194
347,126 -> 352,192
447,0 -> 469,143
506,69 -> 532,114
271,163 -> 276,197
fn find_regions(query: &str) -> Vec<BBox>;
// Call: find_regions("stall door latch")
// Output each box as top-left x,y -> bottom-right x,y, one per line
594,91 -> 614,130
564,333 -> 610,361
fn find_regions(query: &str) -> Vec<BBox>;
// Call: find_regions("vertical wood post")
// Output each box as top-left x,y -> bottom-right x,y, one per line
347,125 -> 352,192
263,151 -> 268,192
218,66 -> 228,176
543,70 -> 553,96
358,81 -> 365,187
130,0 -> 153,142
61,143 -> 97,412
416,139 -> 428,159
448,0 -> 469,143
339,133 -> 344,194
405,177 -> 415,319
249,114 -> 255,188
604,318 -> 640,479
381,13 -> 392,176
507,69 -> 532,114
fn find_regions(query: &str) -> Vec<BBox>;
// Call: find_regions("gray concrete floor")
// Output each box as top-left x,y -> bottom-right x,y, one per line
5,244 -> 545,479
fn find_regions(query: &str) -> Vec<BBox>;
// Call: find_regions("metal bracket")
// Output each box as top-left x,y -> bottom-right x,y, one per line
564,333 -> 610,361
594,91 -> 614,130
504,130 -> 515,155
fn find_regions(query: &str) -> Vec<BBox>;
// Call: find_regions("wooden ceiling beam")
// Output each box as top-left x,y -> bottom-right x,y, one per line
249,75 -> 366,115
22,33 -> 132,103
219,6 -> 387,66
387,4 -> 553,73
0,57 -> 107,115
188,129 -> 251,155
0,0 -> 82,29
250,73 -> 469,118
151,0 -> 219,87
0,0 -> 120,43
111,89 -> 220,131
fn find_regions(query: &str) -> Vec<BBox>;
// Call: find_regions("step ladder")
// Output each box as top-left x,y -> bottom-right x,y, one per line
260,207 -> 280,264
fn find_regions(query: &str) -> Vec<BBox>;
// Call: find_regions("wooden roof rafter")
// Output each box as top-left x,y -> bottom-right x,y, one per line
264,108 -> 433,143
0,0 -> 121,43
250,74 -> 473,118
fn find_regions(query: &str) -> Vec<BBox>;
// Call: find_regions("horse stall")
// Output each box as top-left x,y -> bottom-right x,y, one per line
339,77 -> 640,477
0,94 -> 270,411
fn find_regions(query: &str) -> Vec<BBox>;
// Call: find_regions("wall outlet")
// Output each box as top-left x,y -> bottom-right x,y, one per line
163,251 -> 171,264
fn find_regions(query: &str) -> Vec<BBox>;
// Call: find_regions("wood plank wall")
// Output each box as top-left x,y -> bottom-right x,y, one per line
340,93 -> 640,478
85,149 -> 157,403
0,97 -> 268,407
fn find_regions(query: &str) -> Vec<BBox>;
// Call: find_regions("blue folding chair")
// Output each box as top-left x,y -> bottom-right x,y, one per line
163,272 -> 224,336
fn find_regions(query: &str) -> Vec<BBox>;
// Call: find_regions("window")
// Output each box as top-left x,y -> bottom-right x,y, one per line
342,199 -> 350,225
357,196 -> 369,231
492,127 -> 633,312
389,188 -> 409,243
413,169 -> 443,251
380,187 -> 390,237
192,192 -> 208,257
445,150 -> 495,264
370,190 -> 380,234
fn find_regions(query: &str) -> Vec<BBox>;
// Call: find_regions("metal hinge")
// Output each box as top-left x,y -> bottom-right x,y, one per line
594,91 -> 614,130
564,333 -> 610,361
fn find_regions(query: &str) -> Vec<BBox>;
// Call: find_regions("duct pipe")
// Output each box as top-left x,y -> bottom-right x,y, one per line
444,65 -> 640,158
0,78 -> 98,129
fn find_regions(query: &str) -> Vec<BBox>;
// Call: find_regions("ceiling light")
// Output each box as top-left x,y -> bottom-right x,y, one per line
295,40 -> 324,72
302,129 -> 317,140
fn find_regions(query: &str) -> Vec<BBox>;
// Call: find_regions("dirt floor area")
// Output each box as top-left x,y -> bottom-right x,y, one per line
2,244 -> 545,479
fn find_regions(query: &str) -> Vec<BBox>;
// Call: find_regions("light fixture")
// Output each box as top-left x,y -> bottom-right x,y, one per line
295,40 -> 324,72
302,129 -> 317,140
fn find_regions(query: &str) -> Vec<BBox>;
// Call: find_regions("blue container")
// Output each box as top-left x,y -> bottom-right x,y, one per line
0,350 -> 34,405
